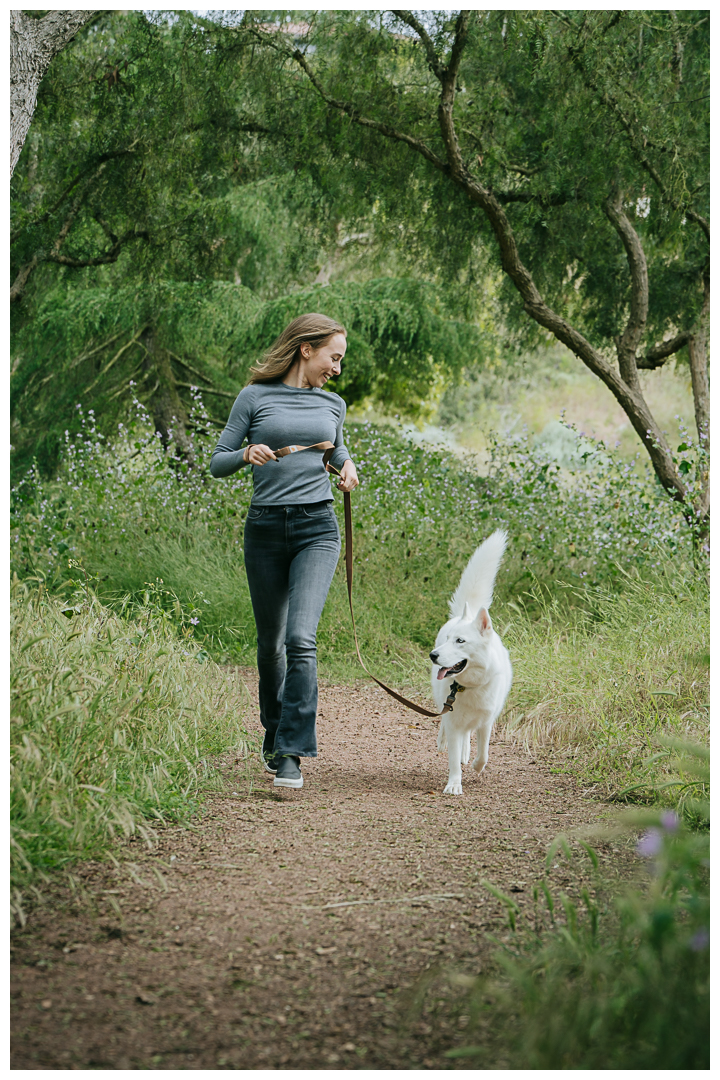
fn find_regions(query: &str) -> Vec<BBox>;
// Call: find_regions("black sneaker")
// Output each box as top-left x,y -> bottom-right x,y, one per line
262,730 -> 279,774
273,755 -> 303,789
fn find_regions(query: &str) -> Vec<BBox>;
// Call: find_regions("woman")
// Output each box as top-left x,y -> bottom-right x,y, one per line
210,313 -> 359,790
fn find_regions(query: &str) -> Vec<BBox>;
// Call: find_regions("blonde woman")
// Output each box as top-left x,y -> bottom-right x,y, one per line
210,314 -> 359,789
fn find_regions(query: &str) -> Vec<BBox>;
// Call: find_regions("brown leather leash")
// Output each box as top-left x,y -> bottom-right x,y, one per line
270,440 -> 460,721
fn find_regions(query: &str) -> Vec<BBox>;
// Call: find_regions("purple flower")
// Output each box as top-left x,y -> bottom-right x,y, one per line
636,828 -> 663,858
189,616 -> 199,625
660,810 -> 680,833
688,927 -> 709,952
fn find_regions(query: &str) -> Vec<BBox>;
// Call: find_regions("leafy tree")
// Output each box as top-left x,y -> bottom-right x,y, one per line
240,10 -> 709,536
11,11 -> 493,479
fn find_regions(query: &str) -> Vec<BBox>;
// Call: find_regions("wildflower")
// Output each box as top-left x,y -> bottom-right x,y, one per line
660,810 -> 679,832
636,828 -> 663,858
688,927 -> 709,952
189,616 -> 199,625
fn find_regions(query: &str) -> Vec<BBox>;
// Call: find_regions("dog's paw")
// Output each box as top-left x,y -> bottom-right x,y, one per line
471,757 -> 487,774
443,779 -> 463,795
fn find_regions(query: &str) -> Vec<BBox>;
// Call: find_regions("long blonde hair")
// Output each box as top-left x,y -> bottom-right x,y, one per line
247,312 -> 347,385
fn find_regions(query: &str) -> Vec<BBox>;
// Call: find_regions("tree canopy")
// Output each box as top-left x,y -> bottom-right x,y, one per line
235,9 -> 709,527
11,10 -> 496,477
11,9 -> 709,534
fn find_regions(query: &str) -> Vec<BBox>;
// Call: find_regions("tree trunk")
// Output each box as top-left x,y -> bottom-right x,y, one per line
687,274 -> 710,543
141,328 -> 194,462
10,10 -> 97,178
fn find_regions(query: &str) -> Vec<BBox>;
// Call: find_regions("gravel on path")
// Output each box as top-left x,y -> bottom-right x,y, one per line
11,672 -> 628,1070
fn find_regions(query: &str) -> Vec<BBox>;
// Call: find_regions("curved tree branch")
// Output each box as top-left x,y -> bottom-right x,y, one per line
391,10 -> 443,80
287,46 -> 449,175
638,330 -> 691,370
604,190 -> 648,391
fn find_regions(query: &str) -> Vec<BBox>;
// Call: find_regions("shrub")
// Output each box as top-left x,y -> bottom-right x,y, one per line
10,394 -> 695,656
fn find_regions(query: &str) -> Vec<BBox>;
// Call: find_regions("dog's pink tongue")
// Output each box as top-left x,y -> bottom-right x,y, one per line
437,667 -> 450,680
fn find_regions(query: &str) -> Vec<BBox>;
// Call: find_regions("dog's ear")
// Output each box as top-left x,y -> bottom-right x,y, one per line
476,607 -> 492,633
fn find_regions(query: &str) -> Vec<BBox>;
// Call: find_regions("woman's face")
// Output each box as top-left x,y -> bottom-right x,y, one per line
298,332 -> 346,389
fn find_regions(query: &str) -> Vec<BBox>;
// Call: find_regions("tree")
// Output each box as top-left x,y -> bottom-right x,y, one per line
242,10 -> 709,537
11,12 -> 493,479
10,9 -> 97,177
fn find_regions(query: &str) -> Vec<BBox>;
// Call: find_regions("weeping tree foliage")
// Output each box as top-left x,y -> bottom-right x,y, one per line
11,274 -> 492,478
10,10 -> 497,480
235,9 -> 709,536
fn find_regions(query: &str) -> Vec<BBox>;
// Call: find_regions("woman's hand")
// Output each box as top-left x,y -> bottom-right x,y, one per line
244,443 -> 278,466
336,459 -> 359,493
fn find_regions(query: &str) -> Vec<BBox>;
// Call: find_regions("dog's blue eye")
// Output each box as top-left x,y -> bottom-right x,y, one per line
456,638 -> 465,643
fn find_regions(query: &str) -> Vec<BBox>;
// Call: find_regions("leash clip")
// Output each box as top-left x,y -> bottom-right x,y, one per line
443,679 -> 464,712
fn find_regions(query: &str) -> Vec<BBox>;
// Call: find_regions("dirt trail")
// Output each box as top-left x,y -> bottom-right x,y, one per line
11,672 -> 629,1070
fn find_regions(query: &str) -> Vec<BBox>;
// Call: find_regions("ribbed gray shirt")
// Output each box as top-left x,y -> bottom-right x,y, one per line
209,382 -> 351,505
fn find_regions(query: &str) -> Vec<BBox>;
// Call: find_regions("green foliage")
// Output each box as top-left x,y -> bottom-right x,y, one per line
443,794 -> 709,1068
10,574 -> 253,891
247,9 -> 708,351
11,10 -> 501,478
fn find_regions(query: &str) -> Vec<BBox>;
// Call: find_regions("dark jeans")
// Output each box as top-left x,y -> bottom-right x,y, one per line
243,502 -> 341,758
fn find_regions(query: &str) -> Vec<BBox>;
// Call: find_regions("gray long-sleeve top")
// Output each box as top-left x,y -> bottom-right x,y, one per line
209,382 -> 351,505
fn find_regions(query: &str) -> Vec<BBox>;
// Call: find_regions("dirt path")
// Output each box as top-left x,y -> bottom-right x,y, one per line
11,672 -> 629,1070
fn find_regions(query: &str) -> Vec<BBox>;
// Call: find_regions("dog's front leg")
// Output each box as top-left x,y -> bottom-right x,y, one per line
443,727 -> 464,795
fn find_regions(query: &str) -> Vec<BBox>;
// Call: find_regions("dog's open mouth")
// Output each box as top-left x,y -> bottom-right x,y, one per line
437,659 -> 467,681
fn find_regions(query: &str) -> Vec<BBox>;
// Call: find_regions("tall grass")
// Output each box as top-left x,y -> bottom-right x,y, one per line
10,576 -> 253,898
500,563 -> 710,799
11,394 -> 695,654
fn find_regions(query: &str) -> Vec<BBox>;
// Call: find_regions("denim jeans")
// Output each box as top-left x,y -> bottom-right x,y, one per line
243,502 -> 341,758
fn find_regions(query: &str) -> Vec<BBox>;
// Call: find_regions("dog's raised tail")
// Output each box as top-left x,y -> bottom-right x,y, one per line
449,529 -> 507,619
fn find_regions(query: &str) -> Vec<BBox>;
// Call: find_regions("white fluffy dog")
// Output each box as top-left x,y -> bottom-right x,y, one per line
430,530 -> 513,795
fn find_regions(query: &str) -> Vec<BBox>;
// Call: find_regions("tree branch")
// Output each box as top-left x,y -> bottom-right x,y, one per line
688,268 -> 709,449
391,10 -> 443,80
46,228 -> 149,268
437,11 -> 472,177
82,325 -> 149,396
637,330 -> 691,369
11,146 -> 138,244
562,25 -> 709,242
604,189 -> 648,391
286,45 -> 448,175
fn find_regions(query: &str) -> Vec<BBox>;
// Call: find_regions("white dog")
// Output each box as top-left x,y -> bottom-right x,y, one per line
430,530 -> 513,795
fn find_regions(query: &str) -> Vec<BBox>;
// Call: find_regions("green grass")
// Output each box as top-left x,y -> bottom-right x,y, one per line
499,563 -> 710,800
9,399 -> 710,1067
10,576 -> 255,905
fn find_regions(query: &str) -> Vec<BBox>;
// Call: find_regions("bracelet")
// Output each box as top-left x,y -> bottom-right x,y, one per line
244,444 -> 255,464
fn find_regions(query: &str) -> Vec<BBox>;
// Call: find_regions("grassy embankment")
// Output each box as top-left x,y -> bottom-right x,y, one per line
10,576 -> 253,919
